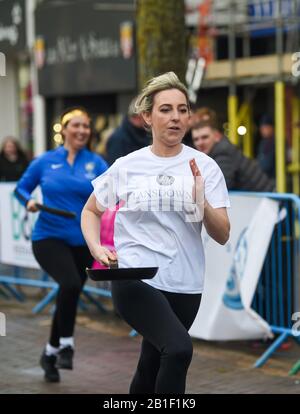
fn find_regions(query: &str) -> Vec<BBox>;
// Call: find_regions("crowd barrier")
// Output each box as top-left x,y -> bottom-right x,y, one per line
0,186 -> 299,372
0,182 -> 113,314
246,192 -> 300,374
0,269 -> 112,314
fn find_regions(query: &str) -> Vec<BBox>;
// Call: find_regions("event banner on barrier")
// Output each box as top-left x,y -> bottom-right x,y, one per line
0,182 -> 279,340
189,195 -> 279,340
0,183 -> 40,269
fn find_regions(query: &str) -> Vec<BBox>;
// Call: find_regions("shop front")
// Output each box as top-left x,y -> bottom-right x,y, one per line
35,0 -> 137,156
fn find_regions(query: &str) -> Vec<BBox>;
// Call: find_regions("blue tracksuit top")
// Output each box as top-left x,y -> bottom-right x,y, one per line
15,146 -> 108,245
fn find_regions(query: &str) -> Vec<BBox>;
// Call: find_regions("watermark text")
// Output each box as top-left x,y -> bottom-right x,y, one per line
0,52 -> 6,76
0,312 -> 6,336
292,312 -> 300,337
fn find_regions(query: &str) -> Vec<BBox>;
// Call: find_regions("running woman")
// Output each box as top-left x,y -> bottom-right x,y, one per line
15,108 -> 108,382
81,73 -> 230,394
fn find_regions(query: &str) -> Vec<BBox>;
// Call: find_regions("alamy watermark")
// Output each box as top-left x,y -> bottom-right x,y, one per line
292,52 -> 300,77
0,52 -> 6,76
94,168 -> 205,223
292,312 -> 300,337
0,312 -> 6,336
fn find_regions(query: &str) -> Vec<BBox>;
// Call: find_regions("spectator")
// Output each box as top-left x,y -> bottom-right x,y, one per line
256,115 -> 276,179
0,136 -> 29,181
106,98 -> 151,165
191,119 -> 275,191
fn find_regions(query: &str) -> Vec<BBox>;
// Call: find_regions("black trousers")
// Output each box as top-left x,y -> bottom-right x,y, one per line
111,279 -> 201,394
32,239 -> 93,347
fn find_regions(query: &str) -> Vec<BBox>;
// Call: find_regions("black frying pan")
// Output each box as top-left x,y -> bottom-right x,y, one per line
14,190 -> 77,218
35,203 -> 76,218
86,266 -> 158,281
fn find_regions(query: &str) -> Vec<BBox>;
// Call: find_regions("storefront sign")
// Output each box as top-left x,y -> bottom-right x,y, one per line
35,0 -> 136,96
248,0 -> 300,37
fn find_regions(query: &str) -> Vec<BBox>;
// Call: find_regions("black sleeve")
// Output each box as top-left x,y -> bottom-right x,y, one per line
236,154 -> 275,192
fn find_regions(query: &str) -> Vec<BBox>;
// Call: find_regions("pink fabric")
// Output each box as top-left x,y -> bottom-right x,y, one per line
92,207 -> 118,269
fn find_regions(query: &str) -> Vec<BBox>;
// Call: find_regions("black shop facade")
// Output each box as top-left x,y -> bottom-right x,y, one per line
35,0 -> 137,150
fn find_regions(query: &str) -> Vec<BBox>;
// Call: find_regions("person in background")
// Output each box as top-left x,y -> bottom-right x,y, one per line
191,115 -> 275,192
15,107 -> 108,383
256,115 -> 276,179
0,136 -> 29,181
106,98 -> 151,165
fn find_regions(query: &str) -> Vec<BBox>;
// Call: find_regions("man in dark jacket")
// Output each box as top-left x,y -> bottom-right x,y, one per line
191,120 -> 275,192
106,100 -> 151,165
256,115 -> 276,179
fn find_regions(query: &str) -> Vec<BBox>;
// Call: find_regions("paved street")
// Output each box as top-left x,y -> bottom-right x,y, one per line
1,290 -> 300,395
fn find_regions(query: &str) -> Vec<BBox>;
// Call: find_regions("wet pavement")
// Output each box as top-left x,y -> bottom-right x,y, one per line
1,288 -> 300,395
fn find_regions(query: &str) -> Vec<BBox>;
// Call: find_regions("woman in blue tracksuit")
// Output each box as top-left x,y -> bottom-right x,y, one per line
15,108 -> 108,383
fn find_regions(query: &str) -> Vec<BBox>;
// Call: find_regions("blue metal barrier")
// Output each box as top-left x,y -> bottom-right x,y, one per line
0,266 -> 26,302
0,274 -> 111,314
235,192 -> 300,374
1,192 -> 299,358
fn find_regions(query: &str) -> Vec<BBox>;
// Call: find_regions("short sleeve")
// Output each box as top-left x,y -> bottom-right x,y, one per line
94,155 -> 108,176
203,160 -> 230,208
92,159 -> 120,209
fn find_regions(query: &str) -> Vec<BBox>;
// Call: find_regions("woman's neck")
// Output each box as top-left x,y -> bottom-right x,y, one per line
64,144 -> 78,165
151,141 -> 183,157
5,153 -> 18,162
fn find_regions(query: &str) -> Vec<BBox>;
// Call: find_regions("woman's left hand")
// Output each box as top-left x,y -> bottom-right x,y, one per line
189,158 -> 205,210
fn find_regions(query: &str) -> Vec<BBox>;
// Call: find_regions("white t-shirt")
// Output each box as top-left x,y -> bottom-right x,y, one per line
92,145 -> 230,294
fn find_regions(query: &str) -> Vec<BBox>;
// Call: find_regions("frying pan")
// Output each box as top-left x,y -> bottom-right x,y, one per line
35,203 -> 76,218
14,190 -> 76,218
86,265 -> 158,281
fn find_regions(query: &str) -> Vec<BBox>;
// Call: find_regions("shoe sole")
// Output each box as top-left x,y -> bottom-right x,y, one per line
40,358 -> 60,383
56,362 -> 73,370
44,374 -> 60,383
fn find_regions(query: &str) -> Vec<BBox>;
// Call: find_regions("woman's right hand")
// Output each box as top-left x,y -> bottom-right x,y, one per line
90,245 -> 118,267
26,199 -> 39,213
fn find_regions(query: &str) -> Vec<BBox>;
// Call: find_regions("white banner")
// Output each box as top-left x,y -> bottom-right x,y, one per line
0,182 -> 40,269
0,184 -> 279,340
190,194 -> 279,340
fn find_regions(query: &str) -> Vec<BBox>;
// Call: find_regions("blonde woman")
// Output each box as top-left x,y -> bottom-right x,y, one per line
81,73 -> 230,394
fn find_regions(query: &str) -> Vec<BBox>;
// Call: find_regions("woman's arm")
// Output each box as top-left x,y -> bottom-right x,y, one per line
81,193 -> 117,266
203,202 -> 230,245
190,158 -> 230,245
14,157 -> 42,207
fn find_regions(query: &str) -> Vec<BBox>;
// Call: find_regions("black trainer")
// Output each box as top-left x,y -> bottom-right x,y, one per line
56,346 -> 74,370
40,351 -> 60,383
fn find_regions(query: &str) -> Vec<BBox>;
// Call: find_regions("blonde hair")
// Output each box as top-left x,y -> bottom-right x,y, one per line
135,72 -> 190,114
61,109 -> 90,127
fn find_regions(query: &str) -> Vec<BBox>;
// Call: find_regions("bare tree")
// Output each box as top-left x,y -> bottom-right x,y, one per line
136,0 -> 186,88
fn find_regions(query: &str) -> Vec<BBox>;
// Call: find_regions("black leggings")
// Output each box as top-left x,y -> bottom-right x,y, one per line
111,280 -> 201,394
32,239 -> 93,347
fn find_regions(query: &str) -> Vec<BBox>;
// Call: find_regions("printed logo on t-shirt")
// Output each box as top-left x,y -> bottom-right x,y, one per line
95,169 -> 205,222
156,175 -> 175,186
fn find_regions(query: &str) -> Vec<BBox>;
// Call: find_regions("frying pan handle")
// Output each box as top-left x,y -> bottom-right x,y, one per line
108,258 -> 118,269
35,203 -> 76,218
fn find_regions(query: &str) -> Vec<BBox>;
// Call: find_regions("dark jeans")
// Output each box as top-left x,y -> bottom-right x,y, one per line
111,279 -> 201,394
32,239 -> 93,347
